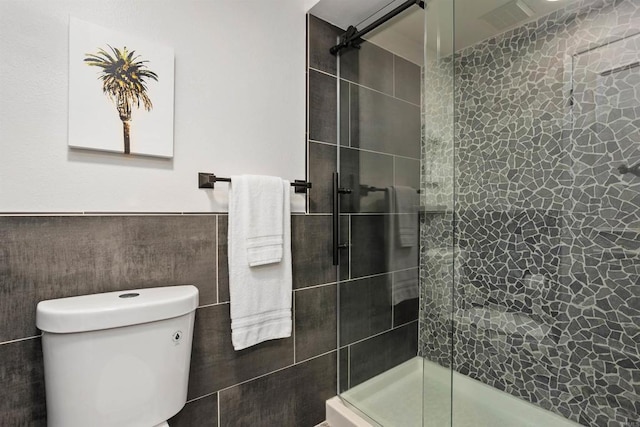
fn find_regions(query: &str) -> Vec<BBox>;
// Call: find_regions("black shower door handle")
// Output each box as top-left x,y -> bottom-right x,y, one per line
333,172 -> 351,265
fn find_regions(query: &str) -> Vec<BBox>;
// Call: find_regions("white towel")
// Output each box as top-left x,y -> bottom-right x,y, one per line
232,175 -> 284,267
228,176 -> 292,350
386,186 -> 419,305
393,268 -> 419,305
394,186 -> 419,247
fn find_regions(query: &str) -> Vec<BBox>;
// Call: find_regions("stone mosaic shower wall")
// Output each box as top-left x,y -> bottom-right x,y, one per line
419,0 -> 640,425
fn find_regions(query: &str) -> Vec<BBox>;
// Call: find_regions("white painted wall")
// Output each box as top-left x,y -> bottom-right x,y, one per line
0,0 -> 307,213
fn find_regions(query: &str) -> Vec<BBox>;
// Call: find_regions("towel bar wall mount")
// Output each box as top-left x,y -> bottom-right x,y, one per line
198,172 -> 312,194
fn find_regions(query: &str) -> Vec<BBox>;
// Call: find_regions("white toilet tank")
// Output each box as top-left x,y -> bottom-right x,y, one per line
36,285 -> 199,427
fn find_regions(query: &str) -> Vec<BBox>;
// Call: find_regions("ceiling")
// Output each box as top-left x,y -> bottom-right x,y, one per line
310,0 -> 579,64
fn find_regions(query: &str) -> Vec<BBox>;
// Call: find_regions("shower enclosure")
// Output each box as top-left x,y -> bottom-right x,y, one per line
310,0 -> 639,425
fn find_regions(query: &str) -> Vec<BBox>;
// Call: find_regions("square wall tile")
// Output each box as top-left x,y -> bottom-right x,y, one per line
219,352 -> 336,427
340,79 -> 351,146
339,214 -> 350,281
309,142 -> 337,214
309,69 -> 337,144
187,304 -> 294,399
292,215 -> 336,289
295,283 -> 337,362
350,85 -> 420,158
395,157 -> 420,189
339,274 -> 392,346
218,215 -> 229,303
350,215 -> 387,278
0,338 -> 46,426
0,216 -> 217,342
169,394 -> 218,427
394,55 -> 421,105
340,42 -> 394,95
339,346 -> 349,393
349,321 -> 417,387
340,147 -> 394,213
309,14 -> 342,76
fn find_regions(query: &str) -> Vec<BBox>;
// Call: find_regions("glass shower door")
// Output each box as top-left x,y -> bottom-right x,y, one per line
335,3 -> 426,426
420,0 -> 455,426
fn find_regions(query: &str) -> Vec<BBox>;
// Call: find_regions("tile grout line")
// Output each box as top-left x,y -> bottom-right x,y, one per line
308,138 -> 337,147
215,215 -> 220,304
348,214 -> 352,280
348,80 -> 352,147
343,145 -> 421,161
198,301 -> 229,309
308,66 -> 337,79
217,391 -> 221,427
293,281 -> 337,292
185,390 -> 217,404
293,290 -> 297,363
217,349 -> 337,394
341,267 -> 418,284
393,54 -> 396,98
306,12 -> 311,217
344,319 -> 419,348
0,335 -> 41,346
347,344 -> 351,390
309,66 -> 421,108
339,76 -> 421,108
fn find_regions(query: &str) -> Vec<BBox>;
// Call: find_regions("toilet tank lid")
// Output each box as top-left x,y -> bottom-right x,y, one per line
36,285 -> 199,333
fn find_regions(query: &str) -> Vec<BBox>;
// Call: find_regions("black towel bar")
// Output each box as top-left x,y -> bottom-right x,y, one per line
198,172 -> 312,194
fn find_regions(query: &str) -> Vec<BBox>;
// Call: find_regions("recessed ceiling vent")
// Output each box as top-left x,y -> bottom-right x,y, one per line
480,0 -> 535,31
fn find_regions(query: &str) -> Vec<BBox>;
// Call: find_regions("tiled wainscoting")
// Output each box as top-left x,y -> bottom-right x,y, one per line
0,214 -> 337,426
307,14 -> 422,393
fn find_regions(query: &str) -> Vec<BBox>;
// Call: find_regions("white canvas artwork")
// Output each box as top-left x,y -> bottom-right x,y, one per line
69,17 -> 175,158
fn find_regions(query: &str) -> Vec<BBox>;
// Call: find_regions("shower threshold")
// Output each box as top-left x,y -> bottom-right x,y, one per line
327,357 -> 581,427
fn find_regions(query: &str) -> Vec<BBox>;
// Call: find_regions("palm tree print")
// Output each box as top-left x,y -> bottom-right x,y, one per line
84,45 -> 158,154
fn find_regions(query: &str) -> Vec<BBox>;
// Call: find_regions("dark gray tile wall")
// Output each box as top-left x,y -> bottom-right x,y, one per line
339,274 -> 392,346
349,321 -> 418,387
219,351 -> 336,427
187,303 -> 294,398
350,215 -> 388,278
292,214 -> 336,289
0,214 -> 337,426
340,147 -> 394,213
308,14 -> 341,76
294,283 -> 337,362
168,394 -> 218,427
394,56 -> 421,105
0,215 -> 217,342
308,142 -> 337,214
420,0 -> 640,425
309,69 -> 337,145
340,42 -> 394,96
349,84 -> 421,158
0,338 -> 46,426
308,13 -> 422,397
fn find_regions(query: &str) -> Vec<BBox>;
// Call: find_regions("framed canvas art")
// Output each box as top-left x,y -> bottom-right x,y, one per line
69,17 -> 175,158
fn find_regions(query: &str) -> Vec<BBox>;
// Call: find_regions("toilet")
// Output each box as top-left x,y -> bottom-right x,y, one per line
36,285 -> 199,427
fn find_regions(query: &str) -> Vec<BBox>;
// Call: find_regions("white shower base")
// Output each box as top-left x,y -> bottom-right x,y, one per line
327,357 -> 581,427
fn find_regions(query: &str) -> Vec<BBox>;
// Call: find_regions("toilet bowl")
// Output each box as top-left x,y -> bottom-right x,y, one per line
36,285 -> 199,427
